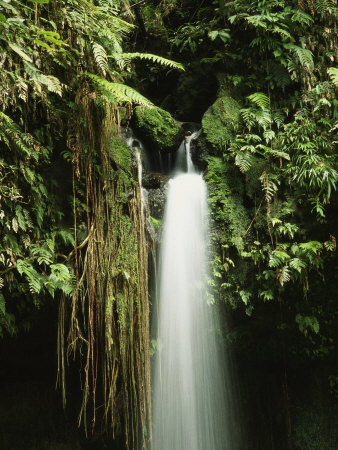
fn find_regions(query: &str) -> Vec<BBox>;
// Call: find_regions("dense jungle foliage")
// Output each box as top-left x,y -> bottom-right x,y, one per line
0,0 -> 337,449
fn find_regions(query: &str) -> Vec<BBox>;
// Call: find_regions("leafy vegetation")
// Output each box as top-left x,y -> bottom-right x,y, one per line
0,0 -> 337,448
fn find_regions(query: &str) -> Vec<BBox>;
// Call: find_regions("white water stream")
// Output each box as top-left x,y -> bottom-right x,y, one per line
152,137 -> 230,449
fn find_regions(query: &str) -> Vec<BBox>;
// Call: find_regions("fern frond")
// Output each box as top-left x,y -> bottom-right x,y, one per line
92,42 -> 108,76
328,67 -> 338,87
247,92 -> 270,110
285,44 -> 314,71
40,74 -> 62,96
235,152 -> 253,173
0,112 -> 37,159
260,171 -> 279,201
273,110 -> 286,129
315,0 -> 337,17
23,61 -> 62,96
255,109 -> 272,129
262,147 -> 290,160
289,257 -> 306,273
291,10 -> 313,26
72,0 -> 132,32
240,108 -> 256,129
86,73 -> 153,107
268,250 -> 290,268
276,266 -> 291,286
16,259 -> 43,294
109,52 -> 185,71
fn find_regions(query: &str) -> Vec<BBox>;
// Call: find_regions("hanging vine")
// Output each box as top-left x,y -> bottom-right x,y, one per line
57,82 -> 152,449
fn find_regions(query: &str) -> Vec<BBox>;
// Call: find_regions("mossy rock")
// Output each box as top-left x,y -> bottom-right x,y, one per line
202,96 -> 241,148
133,106 -> 180,153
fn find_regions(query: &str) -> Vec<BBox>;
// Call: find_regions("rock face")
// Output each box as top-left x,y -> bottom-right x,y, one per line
133,106 -> 181,153
142,172 -> 169,190
147,185 -> 168,220
202,95 -> 241,148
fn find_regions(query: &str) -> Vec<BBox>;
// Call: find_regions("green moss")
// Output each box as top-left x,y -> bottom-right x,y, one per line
202,96 -> 241,148
150,216 -> 162,230
109,137 -> 134,190
206,156 -> 249,251
133,106 -> 180,152
110,137 -> 131,170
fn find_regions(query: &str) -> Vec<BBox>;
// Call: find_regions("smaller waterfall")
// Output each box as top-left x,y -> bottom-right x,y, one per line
175,130 -> 201,173
135,150 -> 150,229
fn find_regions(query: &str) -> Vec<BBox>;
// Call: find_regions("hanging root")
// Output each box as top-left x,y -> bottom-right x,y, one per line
57,85 -> 152,449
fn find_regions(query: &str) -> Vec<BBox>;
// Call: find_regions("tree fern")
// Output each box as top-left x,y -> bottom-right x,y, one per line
86,73 -> 154,107
109,52 -> 185,71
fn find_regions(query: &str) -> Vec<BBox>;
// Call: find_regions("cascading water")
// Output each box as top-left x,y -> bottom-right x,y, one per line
153,136 -> 232,449
135,150 -> 147,224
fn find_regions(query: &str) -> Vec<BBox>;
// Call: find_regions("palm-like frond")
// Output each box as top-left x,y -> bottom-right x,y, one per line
109,52 -> 185,71
86,73 -> 153,107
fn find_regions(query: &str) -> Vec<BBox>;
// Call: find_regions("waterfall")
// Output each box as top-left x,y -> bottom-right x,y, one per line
153,138 -> 231,449
175,130 -> 201,173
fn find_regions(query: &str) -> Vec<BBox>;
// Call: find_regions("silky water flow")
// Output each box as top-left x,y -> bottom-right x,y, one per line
152,135 -> 232,449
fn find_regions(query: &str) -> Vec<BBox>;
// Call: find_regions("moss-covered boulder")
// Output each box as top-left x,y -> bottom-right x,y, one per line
202,95 -> 241,148
133,106 -> 181,153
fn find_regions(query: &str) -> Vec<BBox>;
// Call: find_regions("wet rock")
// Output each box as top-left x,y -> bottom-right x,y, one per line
142,172 -> 169,190
147,184 -> 168,220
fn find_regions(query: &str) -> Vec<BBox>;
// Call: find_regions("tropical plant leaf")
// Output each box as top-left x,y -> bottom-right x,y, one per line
328,67 -> 338,87
92,42 -> 109,76
247,92 -> 270,110
285,44 -> 314,71
109,52 -> 185,71
86,73 -> 153,107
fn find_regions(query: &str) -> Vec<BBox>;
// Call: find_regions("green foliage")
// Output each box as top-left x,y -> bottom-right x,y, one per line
295,314 -> 320,335
110,52 -> 185,71
202,96 -> 242,148
328,67 -> 338,86
86,73 -> 154,107
206,155 -> 249,251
